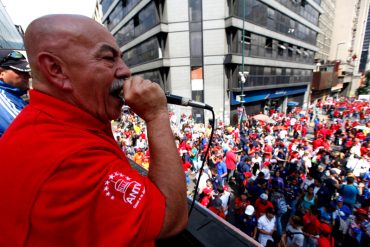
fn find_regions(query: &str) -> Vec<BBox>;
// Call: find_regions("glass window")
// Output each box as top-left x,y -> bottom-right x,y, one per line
189,0 -> 202,22
123,37 -> 160,67
101,0 -> 114,14
113,2 -> 159,47
232,0 -> 317,45
190,32 -> 202,57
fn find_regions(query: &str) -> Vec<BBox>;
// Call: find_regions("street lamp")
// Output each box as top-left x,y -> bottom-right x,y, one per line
335,42 -> 346,61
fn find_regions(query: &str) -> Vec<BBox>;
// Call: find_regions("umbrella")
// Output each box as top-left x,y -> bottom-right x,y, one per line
252,114 -> 272,122
354,125 -> 370,131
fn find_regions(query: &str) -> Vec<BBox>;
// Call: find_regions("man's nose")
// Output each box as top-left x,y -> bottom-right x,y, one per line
116,60 -> 131,79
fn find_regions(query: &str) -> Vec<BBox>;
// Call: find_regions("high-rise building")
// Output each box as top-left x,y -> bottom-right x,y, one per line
359,3 -> 370,73
0,0 -> 24,49
330,0 -> 370,96
315,0 -> 335,63
100,0 -> 321,124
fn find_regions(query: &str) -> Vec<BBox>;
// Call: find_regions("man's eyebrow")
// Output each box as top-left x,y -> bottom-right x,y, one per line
96,44 -> 119,56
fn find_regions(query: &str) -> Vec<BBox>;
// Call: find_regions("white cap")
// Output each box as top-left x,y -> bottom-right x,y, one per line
245,205 -> 255,215
260,193 -> 268,200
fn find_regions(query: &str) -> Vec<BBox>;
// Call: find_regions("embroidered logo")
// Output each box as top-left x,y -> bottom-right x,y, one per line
104,172 -> 145,208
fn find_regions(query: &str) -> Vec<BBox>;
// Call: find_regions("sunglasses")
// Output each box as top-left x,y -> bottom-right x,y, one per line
0,51 -> 25,65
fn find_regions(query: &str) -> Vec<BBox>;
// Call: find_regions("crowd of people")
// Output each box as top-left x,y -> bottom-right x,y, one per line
2,14 -> 369,247
113,97 -> 370,247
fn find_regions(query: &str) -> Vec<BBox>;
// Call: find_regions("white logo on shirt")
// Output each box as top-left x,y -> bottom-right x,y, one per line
104,172 -> 145,208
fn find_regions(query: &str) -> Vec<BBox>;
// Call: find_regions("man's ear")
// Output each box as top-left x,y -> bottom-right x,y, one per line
38,52 -> 72,90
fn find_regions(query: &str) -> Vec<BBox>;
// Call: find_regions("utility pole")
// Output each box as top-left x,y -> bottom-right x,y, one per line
239,0 -> 247,129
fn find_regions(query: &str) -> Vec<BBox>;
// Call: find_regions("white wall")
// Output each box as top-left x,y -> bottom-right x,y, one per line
164,0 -> 189,22
167,32 -> 190,58
204,64 -> 226,121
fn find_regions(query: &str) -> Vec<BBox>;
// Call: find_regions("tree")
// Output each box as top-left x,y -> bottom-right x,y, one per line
356,70 -> 370,95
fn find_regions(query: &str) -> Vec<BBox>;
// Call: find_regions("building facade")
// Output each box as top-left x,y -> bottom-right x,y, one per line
359,2 -> 370,73
0,0 -> 24,49
329,0 -> 370,96
100,0 -> 321,125
314,0 -> 335,63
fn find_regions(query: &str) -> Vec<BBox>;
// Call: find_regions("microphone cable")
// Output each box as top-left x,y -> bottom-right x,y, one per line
188,108 -> 215,216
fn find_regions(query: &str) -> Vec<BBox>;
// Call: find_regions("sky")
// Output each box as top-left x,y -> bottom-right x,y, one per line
2,0 -> 97,30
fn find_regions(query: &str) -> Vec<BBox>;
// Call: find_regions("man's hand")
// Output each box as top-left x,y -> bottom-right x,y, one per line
123,76 -> 168,123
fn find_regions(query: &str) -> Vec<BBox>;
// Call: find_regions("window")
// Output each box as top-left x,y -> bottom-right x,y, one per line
133,15 -> 140,27
265,38 -> 273,49
278,42 -> 286,56
241,31 -> 251,44
190,32 -> 202,57
288,45 -> 294,57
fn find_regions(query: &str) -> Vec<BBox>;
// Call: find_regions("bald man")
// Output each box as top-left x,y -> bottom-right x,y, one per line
0,15 -> 187,247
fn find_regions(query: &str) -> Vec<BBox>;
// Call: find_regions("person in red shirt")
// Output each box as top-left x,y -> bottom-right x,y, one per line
208,196 -> 226,219
301,123 -> 307,137
263,140 -> 273,159
355,130 -> 366,141
0,15 -> 187,247
303,206 -> 321,246
199,187 -> 214,207
318,223 -> 334,247
225,148 -> 238,184
255,193 -> 274,218
312,137 -> 323,150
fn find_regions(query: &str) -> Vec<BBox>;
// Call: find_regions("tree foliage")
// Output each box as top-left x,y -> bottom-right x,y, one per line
356,70 -> 370,95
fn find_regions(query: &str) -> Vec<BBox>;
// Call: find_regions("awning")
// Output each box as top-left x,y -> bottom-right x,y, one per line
287,101 -> 299,107
230,86 -> 307,105
331,83 -> 343,92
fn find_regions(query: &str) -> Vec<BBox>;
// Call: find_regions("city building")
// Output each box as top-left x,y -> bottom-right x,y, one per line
0,0 -> 24,49
314,0 -> 335,63
93,0 -> 104,24
329,0 -> 370,96
311,0 -> 337,102
100,0 -> 321,125
360,3 -> 370,73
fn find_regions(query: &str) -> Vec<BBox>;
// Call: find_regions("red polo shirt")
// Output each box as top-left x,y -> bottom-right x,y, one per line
0,90 -> 165,247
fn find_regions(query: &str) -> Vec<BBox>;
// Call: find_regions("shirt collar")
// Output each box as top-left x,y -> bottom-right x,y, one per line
29,90 -> 112,134
0,80 -> 28,96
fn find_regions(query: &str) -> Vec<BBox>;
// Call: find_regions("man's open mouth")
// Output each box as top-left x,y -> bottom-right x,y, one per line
110,79 -> 124,100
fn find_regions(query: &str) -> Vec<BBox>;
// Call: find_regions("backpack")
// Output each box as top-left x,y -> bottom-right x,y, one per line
276,197 -> 288,214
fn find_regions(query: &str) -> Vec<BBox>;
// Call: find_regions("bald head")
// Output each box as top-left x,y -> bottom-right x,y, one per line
23,14 -> 131,122
24,14 -> 115,84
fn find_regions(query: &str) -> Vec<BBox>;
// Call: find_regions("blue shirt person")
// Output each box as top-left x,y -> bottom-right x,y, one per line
0,50 -> 31,137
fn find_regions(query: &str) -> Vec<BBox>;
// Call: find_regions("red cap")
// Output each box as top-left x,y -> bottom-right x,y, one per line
356,208 -> 368,215
320,223 -> 331,234
244,172 -> 252,178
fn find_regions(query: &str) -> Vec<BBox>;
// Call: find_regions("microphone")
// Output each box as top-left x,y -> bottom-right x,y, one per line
165,92 -> 213,110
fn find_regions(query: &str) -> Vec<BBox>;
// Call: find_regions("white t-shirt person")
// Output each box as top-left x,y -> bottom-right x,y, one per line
257,212 -> 276,246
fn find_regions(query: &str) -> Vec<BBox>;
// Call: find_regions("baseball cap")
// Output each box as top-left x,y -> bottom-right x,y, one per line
356,208 -> 367,215
0,50 -> 31,73
260,193 -> 268,200
245,205 -> 255,216
320,223 -> 331,234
